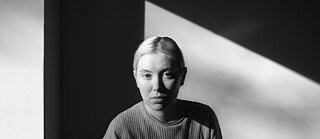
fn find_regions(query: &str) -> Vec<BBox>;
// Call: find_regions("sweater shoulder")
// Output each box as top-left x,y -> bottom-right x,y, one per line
180,100 -> 222,138
104,102 -> 143,138
180,99 -> 218,126
110,102 -> 143,125
181,100 -> 215,116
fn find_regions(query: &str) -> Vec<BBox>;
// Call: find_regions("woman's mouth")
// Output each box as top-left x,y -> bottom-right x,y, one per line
151,93 -> 168,99
150,94 -> 168,102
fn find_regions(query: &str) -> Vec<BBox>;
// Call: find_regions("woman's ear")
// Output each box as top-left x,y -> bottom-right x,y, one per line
133,71 -> 139,88
133,70 -> 137,79
180,67 -> 187,86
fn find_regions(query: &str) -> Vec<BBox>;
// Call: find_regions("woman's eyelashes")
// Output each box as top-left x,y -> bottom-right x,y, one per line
142,73 -> 152,80
163,71 -> 175,79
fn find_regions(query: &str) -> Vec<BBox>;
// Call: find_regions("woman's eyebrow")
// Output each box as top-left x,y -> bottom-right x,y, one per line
163,66 -> 179,72
138,69 -> 152,73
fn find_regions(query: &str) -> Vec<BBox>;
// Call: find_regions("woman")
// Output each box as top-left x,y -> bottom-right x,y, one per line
104,36 -> 222,139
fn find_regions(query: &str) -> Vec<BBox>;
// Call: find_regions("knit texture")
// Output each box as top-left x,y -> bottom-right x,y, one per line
103,100 -> 222,139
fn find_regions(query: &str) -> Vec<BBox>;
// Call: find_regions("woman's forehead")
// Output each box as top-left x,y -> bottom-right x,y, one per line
137,53 -> 180,71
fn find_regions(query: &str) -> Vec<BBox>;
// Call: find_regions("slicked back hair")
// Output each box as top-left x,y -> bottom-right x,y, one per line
133,36 -> 185,72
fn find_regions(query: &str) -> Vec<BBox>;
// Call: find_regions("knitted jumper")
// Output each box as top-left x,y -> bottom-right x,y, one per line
103,100 -> 222,139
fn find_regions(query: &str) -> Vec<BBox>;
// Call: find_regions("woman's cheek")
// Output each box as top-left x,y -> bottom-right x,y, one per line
163,79 -> 176,90
139,87 -> 149,100
138,80 -> 152,95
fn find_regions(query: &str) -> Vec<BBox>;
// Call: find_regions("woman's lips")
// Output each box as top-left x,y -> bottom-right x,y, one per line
150,94 -> 168,102
151,94 -> 168,99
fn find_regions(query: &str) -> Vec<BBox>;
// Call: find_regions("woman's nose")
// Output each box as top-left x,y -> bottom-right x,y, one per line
152,76 -> 164,91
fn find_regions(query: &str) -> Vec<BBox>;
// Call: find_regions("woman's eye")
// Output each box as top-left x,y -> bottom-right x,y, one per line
142,74 -> 152,79
163,72 -> 174,78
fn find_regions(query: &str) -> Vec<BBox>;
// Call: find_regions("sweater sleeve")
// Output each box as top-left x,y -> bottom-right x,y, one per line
103,127 -> 119,139
103,117 -> 121,139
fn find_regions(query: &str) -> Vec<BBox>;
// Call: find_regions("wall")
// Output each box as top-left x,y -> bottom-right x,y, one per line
0,0 -> 43,138
57,0 -> 144,138
145,2 -> 320,139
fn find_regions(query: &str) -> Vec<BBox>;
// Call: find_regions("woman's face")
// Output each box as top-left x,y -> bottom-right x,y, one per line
134,52 -> 186,112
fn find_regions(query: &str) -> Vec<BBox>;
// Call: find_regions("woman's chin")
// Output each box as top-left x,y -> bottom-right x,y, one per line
146,102 -> 169,112
146,99 -> 178,112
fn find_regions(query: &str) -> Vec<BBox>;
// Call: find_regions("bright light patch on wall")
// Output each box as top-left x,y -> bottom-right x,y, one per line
0,0 -> 43,138
145,1 -> 320,139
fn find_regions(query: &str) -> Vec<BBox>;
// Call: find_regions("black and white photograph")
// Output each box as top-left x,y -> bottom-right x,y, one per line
1,0 -> 320,139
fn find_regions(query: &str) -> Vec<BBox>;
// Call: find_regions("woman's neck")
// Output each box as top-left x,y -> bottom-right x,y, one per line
145,100 -> 185,124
